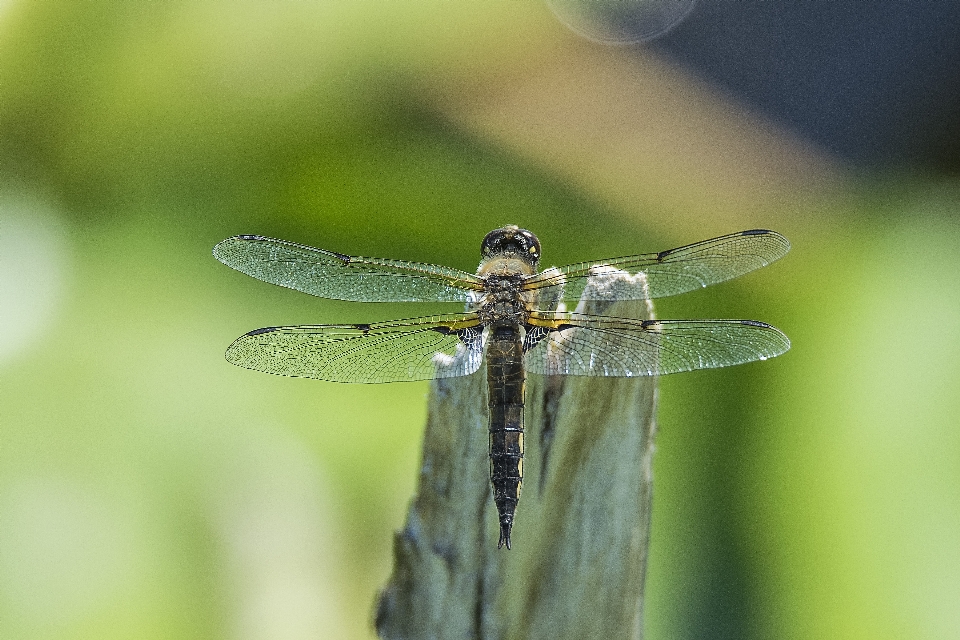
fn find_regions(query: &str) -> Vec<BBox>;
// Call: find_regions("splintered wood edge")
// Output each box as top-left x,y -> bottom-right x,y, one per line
377,287 -> 658,640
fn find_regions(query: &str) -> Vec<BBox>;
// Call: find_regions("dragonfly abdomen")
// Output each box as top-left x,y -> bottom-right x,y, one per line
486,325 -> 525,550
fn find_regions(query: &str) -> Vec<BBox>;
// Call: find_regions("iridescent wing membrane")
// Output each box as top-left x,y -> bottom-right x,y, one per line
225,316 -> 484,383
214,230 -> 789,382
519,229 -> 791,376
523,229 -> 790,302
214,235 -> 484,303
214,235 -> 485,383
525,313 -> 789,377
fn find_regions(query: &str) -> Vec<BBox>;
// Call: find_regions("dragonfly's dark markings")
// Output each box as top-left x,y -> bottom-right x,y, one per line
522,326 -> 551,353
214,225 -> 791,549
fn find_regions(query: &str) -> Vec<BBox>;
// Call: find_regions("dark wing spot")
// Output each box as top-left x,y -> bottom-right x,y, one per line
247,326 -> 278,336
331,250 -> 352,263
353,323 -> 372,333
641,319 -> 660,329
523,325 -> 549,352
740,319 -> 772,328
237,234 -> 267,240
656,249 -> 672,262
741,229 -> 771,236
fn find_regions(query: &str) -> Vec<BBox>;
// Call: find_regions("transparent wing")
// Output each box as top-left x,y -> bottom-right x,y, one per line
225,314 -> 484,383
214,235 -> 485,302
525,311 -> 790,377
523,229 -> 789,302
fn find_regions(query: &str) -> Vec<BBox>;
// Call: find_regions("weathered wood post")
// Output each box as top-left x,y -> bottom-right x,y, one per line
376,275 -> 658,640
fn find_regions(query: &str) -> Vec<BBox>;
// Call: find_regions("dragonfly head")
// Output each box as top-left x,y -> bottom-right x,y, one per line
481,226 -> 541,269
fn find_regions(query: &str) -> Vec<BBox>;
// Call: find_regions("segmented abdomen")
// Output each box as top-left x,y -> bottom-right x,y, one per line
486,325 -> 525,550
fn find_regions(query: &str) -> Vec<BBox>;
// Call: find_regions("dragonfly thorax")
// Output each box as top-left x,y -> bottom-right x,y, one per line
484,274 -> 525,294
478,299 -> 529,327
478,274 -> 529,326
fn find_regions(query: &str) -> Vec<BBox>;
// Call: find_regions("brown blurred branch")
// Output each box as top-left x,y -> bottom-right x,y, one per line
426,39 -> 843,238
376,291 -> 658,640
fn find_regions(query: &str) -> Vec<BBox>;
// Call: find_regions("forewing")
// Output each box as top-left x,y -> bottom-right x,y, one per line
214,235 -> 485,302
225,314 -> 484,383
525,312 -> 790,376
524,229 -> 789,302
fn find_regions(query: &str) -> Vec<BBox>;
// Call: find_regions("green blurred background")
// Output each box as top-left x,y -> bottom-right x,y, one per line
1,1 -> 958,639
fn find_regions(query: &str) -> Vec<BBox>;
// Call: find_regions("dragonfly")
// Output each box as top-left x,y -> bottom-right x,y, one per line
213,226 -> 790,549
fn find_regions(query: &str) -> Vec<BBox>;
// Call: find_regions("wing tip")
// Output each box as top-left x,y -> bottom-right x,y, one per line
223,326 -> 280,364
739,319 -> 791,354
740,228 -> 791,255
213,235 -> 262,263
246,326 -> 279,336
212,234 -> 275,258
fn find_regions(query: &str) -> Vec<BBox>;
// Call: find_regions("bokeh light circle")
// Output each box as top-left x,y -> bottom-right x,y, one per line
0,195 -> 68,366
547,0 -> 697,44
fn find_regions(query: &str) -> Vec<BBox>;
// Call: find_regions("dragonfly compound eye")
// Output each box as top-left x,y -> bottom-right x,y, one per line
481,226 -> 541,266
